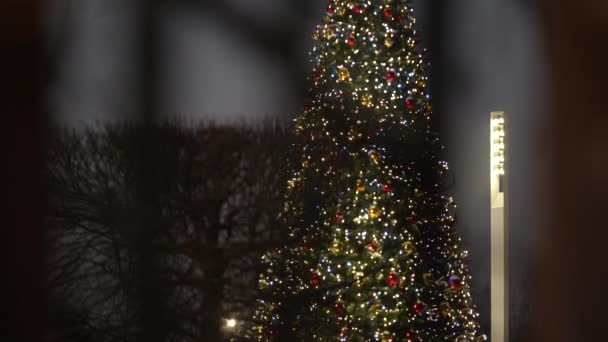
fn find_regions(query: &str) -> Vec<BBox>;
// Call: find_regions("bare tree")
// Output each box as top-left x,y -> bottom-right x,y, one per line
46,122 -> 292,341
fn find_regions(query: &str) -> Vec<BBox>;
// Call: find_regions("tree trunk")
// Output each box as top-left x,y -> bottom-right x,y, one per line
200,221 -> 228,341
203,277 -> 225,341
202,258 -> 227,341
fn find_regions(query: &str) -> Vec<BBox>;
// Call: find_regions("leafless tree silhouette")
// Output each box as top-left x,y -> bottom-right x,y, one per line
46,122 -> 292,341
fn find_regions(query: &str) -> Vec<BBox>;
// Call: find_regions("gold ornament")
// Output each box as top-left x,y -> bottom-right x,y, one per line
338,67 -> 350,81
384,37 -> 395,48
368,303 -> 381,312
356,179 -> 366,192
331,240 -> 342,254
368,150 -> 380,164
360,93 -> 373,107
294,124 -> 303,135
381,331 -> 393,342
325,28 -> 335,40
403,241 -> 415,255
368,206 -> 380,219
312,30 -> 320,40
337,7 -> 347,16
302,159 -> 310,168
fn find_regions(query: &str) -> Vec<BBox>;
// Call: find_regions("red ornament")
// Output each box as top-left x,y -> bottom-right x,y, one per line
310,272 -> 321,286
333,302 -> 346,316
339,327 -> 349,338
327,5 -> 335,14
334,212 -> 344,224
406,97 -> 416,110
311,70 -> 321,81
449,275 -> 463,291
347,36 -> 356,47
412,302 -> 425,315
383,8 -> 393,18
295,180 -> 304,190
386,70 -> 397,82
397,15 -> 404,24
387,273 -> 401,287
407,215 -> 417,224
353,4 -> 363,14
268,329 -> 277,341
382,184 -> 394,193
366,241 -> 379,252
405,330 -> 416,340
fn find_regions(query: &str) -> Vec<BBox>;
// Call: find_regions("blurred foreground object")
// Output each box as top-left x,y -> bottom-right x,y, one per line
534,2 -> 608,341
1,1 -> 47,341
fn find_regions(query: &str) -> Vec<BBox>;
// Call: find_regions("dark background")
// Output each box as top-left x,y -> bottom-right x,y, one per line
6,0 -> 608,341
47,0 -> 544,339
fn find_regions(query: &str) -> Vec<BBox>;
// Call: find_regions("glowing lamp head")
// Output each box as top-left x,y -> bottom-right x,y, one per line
491,113 -> 506,176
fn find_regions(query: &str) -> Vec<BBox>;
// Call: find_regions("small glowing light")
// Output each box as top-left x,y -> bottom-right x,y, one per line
226,319 -> 237,328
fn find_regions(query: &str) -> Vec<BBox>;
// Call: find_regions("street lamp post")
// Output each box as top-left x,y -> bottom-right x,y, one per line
491,111 -> 508,342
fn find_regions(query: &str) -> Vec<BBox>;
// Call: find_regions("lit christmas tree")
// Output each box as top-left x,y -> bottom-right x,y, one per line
252,1 -> 485,341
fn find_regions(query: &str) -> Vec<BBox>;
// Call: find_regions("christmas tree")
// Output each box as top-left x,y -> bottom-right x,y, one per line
252,1 -> 485,341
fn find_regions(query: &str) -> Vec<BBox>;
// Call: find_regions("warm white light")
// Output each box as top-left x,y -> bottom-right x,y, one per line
491,113 -> 506,176
226,319 -> 237,329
